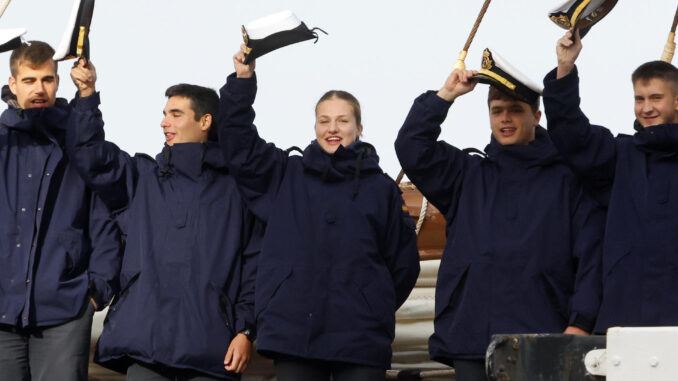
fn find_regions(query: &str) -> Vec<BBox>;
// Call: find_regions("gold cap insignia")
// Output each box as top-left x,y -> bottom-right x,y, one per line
481,50 -> 493,70
550,14 -> 572,28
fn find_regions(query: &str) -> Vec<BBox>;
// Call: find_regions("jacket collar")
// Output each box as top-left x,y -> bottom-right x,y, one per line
301,140 -> 382,181
633,121 -> 678,155
0,98 -> 70,139
156,142 -> 227,181
484,125 -> 560,169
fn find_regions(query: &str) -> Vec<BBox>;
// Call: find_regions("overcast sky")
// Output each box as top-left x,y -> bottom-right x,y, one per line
1,1 -> 675,177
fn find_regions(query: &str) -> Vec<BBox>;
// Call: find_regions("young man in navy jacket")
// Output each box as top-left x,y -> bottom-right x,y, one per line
395,50 -> 604,381
0,41 -> 121,381
66,60 -> 259,380
544,29 -> 678,332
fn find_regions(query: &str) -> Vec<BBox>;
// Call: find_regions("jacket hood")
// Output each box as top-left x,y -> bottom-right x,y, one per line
301,140 -> 382,181
156,141 -> 228,180
0,98 -> 70,137
633,121 -> 678,155
484,125 -> 561,168
301,140 -> 383,199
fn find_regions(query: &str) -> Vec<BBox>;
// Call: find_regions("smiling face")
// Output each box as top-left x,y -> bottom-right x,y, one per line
315,97 -> 363,154
160,96 -> 211,146
489,97 -> 541,146
633,78 -> 678,128
9,60 -> 59,109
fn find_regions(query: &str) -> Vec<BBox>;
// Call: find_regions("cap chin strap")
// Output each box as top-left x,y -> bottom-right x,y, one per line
478,69 -> 517,91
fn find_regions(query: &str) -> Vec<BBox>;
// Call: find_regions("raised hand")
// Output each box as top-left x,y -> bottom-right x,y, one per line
437,69 -> 479,102
233,44 -> 255,79
70,58 -> 97,98
556,28 -> 582,79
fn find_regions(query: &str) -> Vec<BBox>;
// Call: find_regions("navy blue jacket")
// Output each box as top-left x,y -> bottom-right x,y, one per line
66,93 -> 259,379
395,91 -> 604,364
218,74 -> 420,370
0,100 -> 121,328
544,67 -> 678,332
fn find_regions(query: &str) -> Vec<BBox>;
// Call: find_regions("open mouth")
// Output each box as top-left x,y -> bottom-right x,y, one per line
164,132 -> 176,143
30,99 -> 48,108
326,136 -> 342,145
499,127 -> 516,137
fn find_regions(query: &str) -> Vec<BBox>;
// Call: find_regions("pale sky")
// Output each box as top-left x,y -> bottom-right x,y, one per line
1,1 -> 675,177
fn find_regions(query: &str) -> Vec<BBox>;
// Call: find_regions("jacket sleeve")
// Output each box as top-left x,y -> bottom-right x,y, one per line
218,73 -> 288,222
383,184 -> 420,309
543,67 -> 617,204
87,192 -> 122,310
234,209 -> 264,335
394,91 -> 473,217
567,188 -> 604,332
67,92 -> 138,213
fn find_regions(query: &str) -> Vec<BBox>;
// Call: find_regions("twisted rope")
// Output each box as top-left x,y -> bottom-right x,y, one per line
463,0 -> 492,52
396,170 -> 429,236
453,0 -> 492,70
0,0 -> 12,19
415,197 -> 428,235
661,5 -> 678,62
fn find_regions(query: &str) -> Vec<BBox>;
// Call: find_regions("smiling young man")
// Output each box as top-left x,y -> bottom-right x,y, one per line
395,50 -> 604,381
0,41 -> 121,381
66,60 -> 260,380
543,30 -> 678,333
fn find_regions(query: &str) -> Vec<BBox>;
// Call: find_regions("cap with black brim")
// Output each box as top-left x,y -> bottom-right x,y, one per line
53,0 -> 95,61
549,0 -> 617,38
0,28 -> 26,53
473,48 -> 542,106
242,10 -> 326,64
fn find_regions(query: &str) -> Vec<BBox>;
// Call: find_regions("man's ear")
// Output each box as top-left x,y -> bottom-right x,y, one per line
201,113 -> 213,131
533,110 -> 542,126
56,74 -> 60,88
8,76 -> 16,95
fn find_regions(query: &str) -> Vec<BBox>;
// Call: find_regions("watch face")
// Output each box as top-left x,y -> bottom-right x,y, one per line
240,328 -> 254,341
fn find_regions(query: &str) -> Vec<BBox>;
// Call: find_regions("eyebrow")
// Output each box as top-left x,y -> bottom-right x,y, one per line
163,108 -> 184,115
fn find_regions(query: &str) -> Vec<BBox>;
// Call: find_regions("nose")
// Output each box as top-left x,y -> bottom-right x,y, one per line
34,80 -> 46,94
328,121 -> 339,133
160,116 -> 170,128
641,100 -> 653,114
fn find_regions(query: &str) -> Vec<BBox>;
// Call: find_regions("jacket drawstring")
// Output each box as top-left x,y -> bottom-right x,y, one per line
352,148 -> 366,200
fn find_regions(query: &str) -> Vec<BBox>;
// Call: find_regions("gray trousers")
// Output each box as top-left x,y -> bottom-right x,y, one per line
127,362 -> 222,381
0,301 -> 94,381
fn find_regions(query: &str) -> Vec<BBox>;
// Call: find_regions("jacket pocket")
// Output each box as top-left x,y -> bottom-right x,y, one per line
58,229 -> 87,279
603,243 -> 631,279
109,271 -> 140,312
536,272 -> 569,322
434,263 -> 470,319
255,263 -> 293,319
359,280 -> 396,339
211,283 -> 235,335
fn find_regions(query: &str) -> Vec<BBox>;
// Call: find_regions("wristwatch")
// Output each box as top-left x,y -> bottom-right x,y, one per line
239,328 -> 256,342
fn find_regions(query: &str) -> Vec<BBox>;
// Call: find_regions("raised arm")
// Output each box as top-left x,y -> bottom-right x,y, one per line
543,30 -> 617,202
218,46 -> 288,221
394,69 -> 479,216
67,59 -> 138,212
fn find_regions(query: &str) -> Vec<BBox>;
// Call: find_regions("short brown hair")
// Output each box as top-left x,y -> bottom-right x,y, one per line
487,85 -> 540,113
315,90 -> 362,125
10,41 -> 57,77
632,61 -> 678,94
